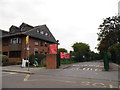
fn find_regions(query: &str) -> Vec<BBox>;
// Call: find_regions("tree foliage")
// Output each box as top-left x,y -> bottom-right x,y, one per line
72,42 -> 90,61
0,55 -> 9,66
58,48 -> 67,53
97,16 -> 120,51
97,16 -> 120,64
108,43 -> 120,64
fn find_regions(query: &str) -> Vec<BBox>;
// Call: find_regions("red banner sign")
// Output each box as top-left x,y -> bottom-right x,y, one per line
49,44 -> 57,54
60,52 -> 65,59
65,53 -> 70,59
60,52 -> 70,59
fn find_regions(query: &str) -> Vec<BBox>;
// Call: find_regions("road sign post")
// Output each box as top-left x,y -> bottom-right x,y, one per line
26,36 -> 30,71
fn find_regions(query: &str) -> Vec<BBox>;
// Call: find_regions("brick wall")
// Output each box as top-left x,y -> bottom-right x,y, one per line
46,54 -> 57,69
2,35 -> 49,62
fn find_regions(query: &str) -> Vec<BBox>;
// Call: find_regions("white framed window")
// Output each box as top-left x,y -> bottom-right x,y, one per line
37,30 -> 40,33
45,32 -> 48,36
10,38 -> 21,44
40,30 -> 44,34
35,41 -> 39,46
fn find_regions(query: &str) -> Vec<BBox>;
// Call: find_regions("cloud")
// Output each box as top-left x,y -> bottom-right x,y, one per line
0,0 -> 119,52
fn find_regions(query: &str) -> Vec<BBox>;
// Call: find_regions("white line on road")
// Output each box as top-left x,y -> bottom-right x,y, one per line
90,68 -> 92,71
95,69 -> 98,71
83,68 -> 86,70
9,72 -> 18,75
76,68 -> 79,70
86,68 -> 90,70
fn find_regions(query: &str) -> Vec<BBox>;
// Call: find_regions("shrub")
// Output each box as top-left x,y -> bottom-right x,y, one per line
29,54 -> 35,65
16,61 -> 22,65
0,55 -> 9,66
29,53 -> 46,65
37,54 -> 45,65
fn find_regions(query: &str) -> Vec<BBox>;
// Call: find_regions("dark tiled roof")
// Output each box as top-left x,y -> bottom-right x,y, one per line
0,29 -> 9,36
23,25 -> 57,43
1,23 -> 57,44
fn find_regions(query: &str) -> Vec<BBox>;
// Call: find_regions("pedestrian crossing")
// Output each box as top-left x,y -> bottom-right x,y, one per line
64,67 -> 102,71
64,64 -> 104,72
72,64 -> 104,67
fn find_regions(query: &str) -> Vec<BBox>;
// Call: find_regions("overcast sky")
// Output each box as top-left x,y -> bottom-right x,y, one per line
0,0 -> 119,52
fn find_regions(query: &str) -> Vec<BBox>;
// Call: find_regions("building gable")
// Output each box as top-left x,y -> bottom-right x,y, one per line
9,25 -> 20,34
19,23 -> 34,32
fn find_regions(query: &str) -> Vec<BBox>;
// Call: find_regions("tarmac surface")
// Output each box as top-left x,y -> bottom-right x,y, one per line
2,61 -> 120,88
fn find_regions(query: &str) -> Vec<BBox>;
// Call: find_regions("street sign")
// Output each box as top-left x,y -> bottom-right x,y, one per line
60,52 -> 70,59
49,44 -> 57,54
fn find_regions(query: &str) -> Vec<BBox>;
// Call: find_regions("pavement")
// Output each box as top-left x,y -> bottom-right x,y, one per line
2,64 -> 71,74
2,62 -> 119,74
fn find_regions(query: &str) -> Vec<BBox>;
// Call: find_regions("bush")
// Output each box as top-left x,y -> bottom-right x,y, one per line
37,54 -> 45,65
16,61 -> 22,65
29,53 -> 46,65
0,55 -> 9,66
29,54 -> 35,65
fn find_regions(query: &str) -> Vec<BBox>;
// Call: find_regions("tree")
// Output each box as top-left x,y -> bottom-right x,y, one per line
97,16 -> 120,51
89,51 -> 102,61
72,42 -> 90,61
58,48 -> 67,53
108,43 -> 120,64
97,16 -> 120,64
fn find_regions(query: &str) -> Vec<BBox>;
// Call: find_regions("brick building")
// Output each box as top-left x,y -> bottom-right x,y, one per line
1,23 -> 58,62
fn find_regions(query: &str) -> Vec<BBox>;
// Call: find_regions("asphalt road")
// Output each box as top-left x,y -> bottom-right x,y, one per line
2,61 -> 119,88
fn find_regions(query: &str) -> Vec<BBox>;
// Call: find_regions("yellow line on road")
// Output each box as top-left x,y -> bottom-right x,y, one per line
27,78 -> 76,84
109,84 -> 119,88
24,74 -> 30,82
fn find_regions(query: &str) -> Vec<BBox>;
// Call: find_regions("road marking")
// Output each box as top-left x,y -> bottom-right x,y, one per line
24,74 -> 30,82
27,78 -> 76,84
92,83 -> 107,88
24,76 -> 119,88
98,69 -> 102,71
76,68 -> 79,70
96,65 -> 99,67
81,81 -> 90,86
95,69 -> 98,71
90,68 -> 92,70
86,68 -> 90,70
83,68 -> 86,70
9,72 -> 18,75
100,66 -> 104,67
109,84 -> 119,88
112,63 -> 120,67
54,79 -> 76,83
